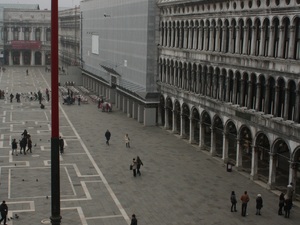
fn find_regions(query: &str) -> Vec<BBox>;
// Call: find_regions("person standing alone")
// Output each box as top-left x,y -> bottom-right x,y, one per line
240,191 -> 250,217
0,200 -> 8,225
230,191 -> 237,212
105,130 -> 111,145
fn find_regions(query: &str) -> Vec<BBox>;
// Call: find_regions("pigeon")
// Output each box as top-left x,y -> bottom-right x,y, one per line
34,143 -> 37,147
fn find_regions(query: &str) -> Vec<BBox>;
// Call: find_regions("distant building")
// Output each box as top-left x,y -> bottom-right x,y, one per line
0,4 -> 51,66
157,0 -> 300,196
80,0 -> 159,126
59,6 -> 81,68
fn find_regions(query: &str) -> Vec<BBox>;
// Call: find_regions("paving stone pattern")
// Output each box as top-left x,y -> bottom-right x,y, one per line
0,67 -> 299,225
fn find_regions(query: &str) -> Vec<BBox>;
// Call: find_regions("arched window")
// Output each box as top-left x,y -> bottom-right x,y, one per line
282,18 -> 290,58
272,18 -> 280,57
294,17 -> 300,59
263,19 -> 270,56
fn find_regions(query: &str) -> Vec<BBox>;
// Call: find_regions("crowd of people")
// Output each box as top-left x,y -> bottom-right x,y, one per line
11,129 -> 33,156
230,182 -> 295,219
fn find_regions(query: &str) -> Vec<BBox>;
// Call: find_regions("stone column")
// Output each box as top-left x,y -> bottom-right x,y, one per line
232,77 -> 237,104
267,153 -> 276,189
189,118 -> 194,144
283,87 -> 290,120
199,123 -> 205,149
171,24 -> 175,47
30,27 -> 35,40
277,26 -> 285,58
247,80 -> 253,109
31,50 -> 35,66
167,26 -> 171,47
137,104 -> 144,123
236,139 -> 243,169
180,114 -> 184,137
240,78 -> 245,106
172,110 -> 177,133
225,75 -> 230,102
193,25 -> 198,49
222,132 -> 228,162
196,68 -> 200,94
210,127 -> 216,156
41,51 -> 46,66
255,82 -> 262,111
288,26 -> 295,59
198,26 -> 203,50
188,25 -> 193,49
259,26 -> 265,56
19,27 -> 24,40
174,26 -> 178,48
209,26 -> 214,51
268,26 -> 275,57
274,86 -> 280,117
183,27 -> 188,49
164,103 -> 169,129
20,51 -> 23,66
9,51 -> 13,66
213,73 -> 218,99
222,26 -> 227,52
264,82 -> 270,114
215,26 -> 220,51
242,26 -> 248,54
164,25 -> 167,46
250,146 -> 258,180
127,99 -> 132,118
235,26 -> 240,54
219,74 -> 224,101
203,27 -> 208,51
229,26 -> 234,53
250,26 -> 256,55
179,25 -> 183,48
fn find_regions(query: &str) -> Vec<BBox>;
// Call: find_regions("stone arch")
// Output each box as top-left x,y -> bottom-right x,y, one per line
239,125 -> 253,173
213,115 -> 224,158
201,110 -> 212,151
225,120 -> 238,162
272,138 -> 291,188
255,132 -> 271,182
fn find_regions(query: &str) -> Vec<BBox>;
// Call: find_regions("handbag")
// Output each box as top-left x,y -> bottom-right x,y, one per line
130,164 -> 133,170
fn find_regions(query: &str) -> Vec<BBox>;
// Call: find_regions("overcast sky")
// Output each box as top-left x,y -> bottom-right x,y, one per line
0,0 -> 81,9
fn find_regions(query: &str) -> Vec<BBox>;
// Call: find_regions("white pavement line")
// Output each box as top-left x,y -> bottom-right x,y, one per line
60,106 -> 131,224
86,214 -> 123,220
60,163 -> 100,178
61,207 -> 88,225
64,167 -> 77,196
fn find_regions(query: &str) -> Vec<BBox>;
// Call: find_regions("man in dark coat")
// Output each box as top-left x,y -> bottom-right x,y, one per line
130,214 -> 137,225
0,200 -> 8,225
105,130 -> 111,145
59,136 -> 64,154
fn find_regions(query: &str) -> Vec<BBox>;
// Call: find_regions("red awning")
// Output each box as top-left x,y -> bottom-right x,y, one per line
11,40 -> 41,50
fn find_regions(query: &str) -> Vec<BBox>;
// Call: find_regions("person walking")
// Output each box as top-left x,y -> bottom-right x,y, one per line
124,134 -> 130,148
26,136 -> 32,153
255,194 -> 263,215
131,158 -> 137,177
59,136 -> 64,154
230,191 -> 237,212
130,214 -> 137,225
240,191 -> 250,217
0,200 -> 8,225
10,93 -> 14,103
22,129 -> 28,139
136,156 -> 143,176
278,192 -> 285,215
11,138 -> 18,156
105,130 -> 111,145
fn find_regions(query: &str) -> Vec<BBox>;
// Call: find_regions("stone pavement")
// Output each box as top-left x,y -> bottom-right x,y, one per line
0,67 -> 299,225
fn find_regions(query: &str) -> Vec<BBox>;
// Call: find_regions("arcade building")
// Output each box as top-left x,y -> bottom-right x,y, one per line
157,0 -> 300,198
0,4 -> 51,66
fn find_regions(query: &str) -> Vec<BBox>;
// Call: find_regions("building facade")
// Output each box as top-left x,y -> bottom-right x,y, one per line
59,6 -> 81,68
157,0 -> 300,197
0,4 -> 51,66
80,0 -> 159,126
